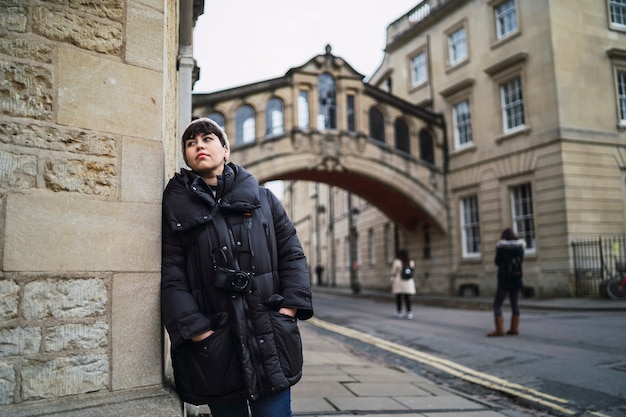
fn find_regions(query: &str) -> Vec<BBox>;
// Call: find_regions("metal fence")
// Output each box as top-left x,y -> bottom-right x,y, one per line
571,235 -> 626,296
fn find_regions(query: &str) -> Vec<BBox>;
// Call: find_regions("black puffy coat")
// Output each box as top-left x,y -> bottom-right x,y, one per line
494,238 -> 526,291
161,163 -> 313,406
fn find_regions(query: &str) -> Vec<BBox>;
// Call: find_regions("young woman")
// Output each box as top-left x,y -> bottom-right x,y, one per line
161,118 -> 313,417
390,249 -> 416,319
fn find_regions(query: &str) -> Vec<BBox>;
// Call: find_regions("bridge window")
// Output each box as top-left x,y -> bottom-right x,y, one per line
298,90 -> 310,130
235,105 -> 255,145
369,108 -> 385,143
208,112 -> 225,130
318,73 -> 337,130
461,195 -> 481,257
265,98 -> 284,137
347,94 -> 355,133
511,183 -> 535,250
419,129 -> 435,164
394,118 -> 410,153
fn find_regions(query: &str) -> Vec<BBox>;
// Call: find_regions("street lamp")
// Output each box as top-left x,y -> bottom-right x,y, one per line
348,197 -> 360,294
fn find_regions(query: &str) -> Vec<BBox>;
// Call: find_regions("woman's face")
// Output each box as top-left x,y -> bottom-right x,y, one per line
184,132 -> 229,180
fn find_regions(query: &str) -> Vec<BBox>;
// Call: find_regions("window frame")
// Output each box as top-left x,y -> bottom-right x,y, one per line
494,0 -> 518,39
510,182 -> 536,253
609,0 -> 626,31
265,97 -> 284,138
410,51 -> 428,87
452,98 -> 473,149
447,26 -> 468,67
460,194 -> 481,258
617,68 -> 626,126
500,75 -> 526,134
235,104 -> 255,145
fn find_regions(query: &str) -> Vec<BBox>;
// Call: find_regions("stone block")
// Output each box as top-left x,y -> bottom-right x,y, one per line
0,2 -> 27,34
23,278 -> 107,320
21,355 -> 108,400
0,280 -> 20,321
125,2 -> 164,70
0,362 -> 15,405
43,158 -> 117,197
0,121 -> 117,157
121,137 -> 164,203
32,7 -> 122,55
111,273 -> 161,389
0,150 -> 37,190
57,48 -> 162,140
45,322 -> 108,353
4,193 -> 161,272
51,0 -> 124,21
0,37 -> 53,63
0,327 -> 41,357
0,62 -> 53,120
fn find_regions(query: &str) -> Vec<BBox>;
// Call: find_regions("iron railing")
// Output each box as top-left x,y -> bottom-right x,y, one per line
571,235 -> 626,296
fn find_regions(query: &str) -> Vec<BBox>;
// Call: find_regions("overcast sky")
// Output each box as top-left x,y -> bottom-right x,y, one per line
193,1 -> 420,93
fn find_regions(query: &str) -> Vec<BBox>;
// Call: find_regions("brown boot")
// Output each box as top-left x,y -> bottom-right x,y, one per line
506,315 -> 520,335
487,316 -> 505,337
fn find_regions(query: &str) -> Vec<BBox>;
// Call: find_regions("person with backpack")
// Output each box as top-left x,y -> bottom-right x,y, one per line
488,228 -> 526,337
390,249 -> 416,319
161,118 -> 313,417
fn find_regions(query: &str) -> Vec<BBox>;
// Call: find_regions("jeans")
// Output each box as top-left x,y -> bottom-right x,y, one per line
492,288 -> 520,316
209,389 -> 291,417
395,294 -> 412,313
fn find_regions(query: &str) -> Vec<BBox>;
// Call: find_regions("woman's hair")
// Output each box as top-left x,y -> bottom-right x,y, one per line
181,118 -> 230,161
501,228 -> 518,241
397,249 -> 409,264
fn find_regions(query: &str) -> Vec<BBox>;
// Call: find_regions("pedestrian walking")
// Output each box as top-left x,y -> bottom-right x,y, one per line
161,118 -> 314,417
390,249 -> 416,319
487,228 -> 525,337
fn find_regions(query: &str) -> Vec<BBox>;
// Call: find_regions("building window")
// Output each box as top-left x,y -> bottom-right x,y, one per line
368,228 -> 375,265
410,52 -> 427,86
419,129 -> 435,164
461,195 -> 481,257
610,0 -> 626,28
423,224 -> 431,259
618,69 -> 626,124
347,94 -> 356,133
500,76 -> 525,133
511,183 -> 535,250
318,73 -> 337,130
384,223 -> 393,263
369,107 -> 385,143
265,98 -> 284,137
448,27 -> 467,66
495,0 -> 517,39
235,105 -> 255,145
208,112 -> 225,129
298,90 -> 310,130
453,99 -> 472,149
395,118 -> 410,153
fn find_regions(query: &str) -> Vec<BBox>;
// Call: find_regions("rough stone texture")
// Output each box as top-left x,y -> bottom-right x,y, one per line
0,2 -> 27,34
125,2 -> 164,70
0,280 -> 19,321
21,355 -> 109,400
0,150 -> 37,190
0,62 -> 53,120
0,122 -> 117,157
121,137 -> 163,203
0,327 -> 41,357
32,7 -> 122,55
43,159 -> 117,196
0,362 -> 15,405
45,322 -> 108,353
0,37 -> 53,63
4,194 -> 162,272
111,273 -> 161,390
57,47 -> 163,139
40,0 -> 125,22
22,278 -> 107,320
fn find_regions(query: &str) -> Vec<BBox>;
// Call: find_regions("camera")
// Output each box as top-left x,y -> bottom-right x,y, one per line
214,267 -> 253,293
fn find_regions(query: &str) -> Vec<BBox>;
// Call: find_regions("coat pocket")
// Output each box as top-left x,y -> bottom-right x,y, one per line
271,312 -> 303,378
176,325 -> 243,397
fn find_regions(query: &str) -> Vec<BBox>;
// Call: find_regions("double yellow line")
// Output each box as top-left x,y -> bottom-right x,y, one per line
308,317 -> 611,417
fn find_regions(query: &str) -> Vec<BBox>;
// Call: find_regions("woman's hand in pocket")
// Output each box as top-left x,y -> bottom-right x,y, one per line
191,330 -> 214,342
278,307 -> 296,317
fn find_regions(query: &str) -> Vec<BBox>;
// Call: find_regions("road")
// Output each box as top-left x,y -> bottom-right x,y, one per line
309,290 -> 626,417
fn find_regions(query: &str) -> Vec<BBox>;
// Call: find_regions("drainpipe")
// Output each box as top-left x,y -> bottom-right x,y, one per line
178,0 -> 197,168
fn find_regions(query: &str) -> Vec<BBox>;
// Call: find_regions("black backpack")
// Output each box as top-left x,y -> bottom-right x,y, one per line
401,264 -> 414,280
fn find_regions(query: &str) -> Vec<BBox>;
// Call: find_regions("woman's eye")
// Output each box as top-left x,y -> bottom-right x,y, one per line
203,136 -> 213,142
186,141 -> 195,147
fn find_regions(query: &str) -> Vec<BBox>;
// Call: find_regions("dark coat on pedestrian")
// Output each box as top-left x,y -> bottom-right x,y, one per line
161,163 -> 313,406
494,238 -> 526,291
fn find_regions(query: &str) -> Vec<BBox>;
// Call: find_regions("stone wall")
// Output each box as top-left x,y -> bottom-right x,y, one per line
0,0 -> 177,407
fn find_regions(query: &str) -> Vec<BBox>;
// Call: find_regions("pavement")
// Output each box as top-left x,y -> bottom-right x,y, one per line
6,289 -> 624,417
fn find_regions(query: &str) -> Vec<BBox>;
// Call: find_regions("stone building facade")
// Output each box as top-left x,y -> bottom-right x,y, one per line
0,0 -> 202,410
